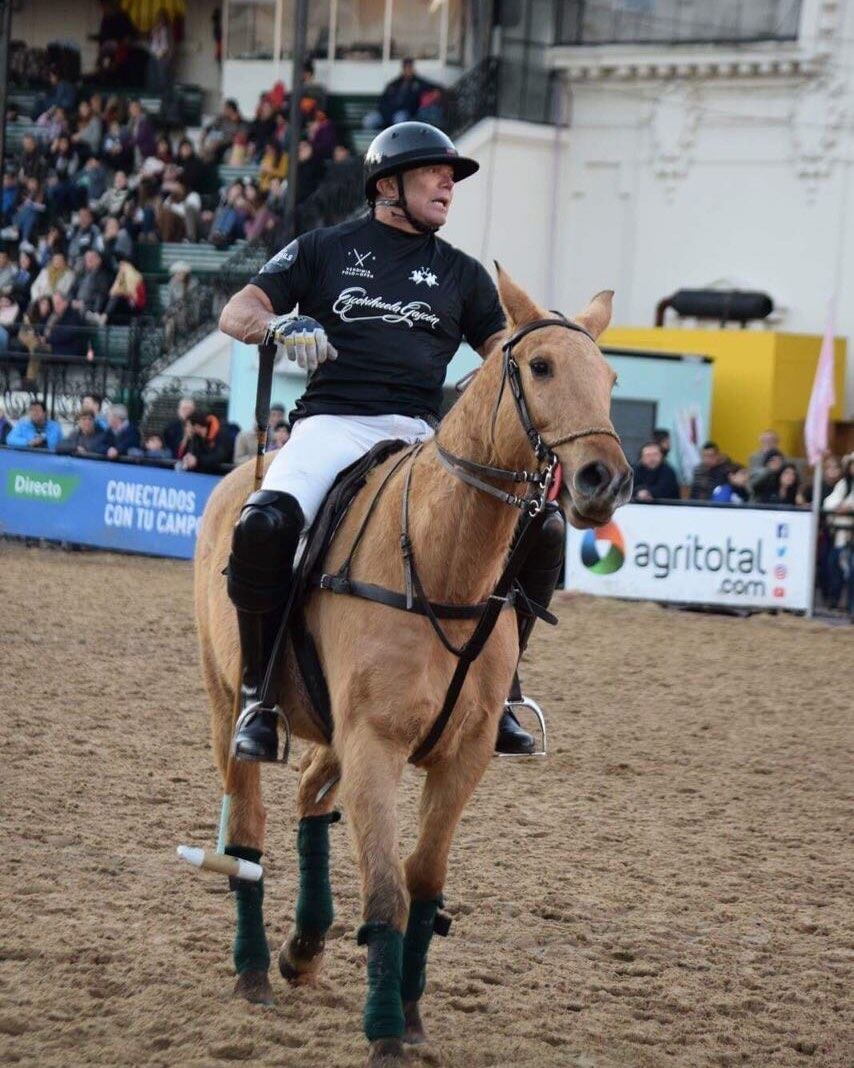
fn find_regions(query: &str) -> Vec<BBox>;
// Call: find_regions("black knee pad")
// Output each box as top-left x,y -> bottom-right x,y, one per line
228,490 -> 304,612
517,505 -> 566,617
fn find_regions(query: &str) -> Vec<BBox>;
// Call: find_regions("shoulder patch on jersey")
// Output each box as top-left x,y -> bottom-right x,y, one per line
260,238 -> 299,275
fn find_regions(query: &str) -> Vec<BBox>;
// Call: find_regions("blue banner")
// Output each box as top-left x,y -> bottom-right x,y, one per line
0,449 -> 220,559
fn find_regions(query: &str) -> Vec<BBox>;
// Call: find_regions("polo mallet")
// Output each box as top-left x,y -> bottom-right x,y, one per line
177,341 -> 277,883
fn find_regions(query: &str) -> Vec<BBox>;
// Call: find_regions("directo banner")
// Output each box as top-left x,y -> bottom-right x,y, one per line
565,502 -> 812,611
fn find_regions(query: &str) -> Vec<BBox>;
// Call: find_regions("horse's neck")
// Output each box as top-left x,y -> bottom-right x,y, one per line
406,358 -> 534,604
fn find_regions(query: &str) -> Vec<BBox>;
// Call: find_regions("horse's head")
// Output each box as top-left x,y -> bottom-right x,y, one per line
494,266 -> 633,529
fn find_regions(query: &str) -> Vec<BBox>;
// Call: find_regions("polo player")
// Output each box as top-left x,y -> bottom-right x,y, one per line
218,121 -> 566,763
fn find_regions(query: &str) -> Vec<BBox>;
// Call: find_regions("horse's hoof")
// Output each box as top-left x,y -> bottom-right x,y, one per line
402,1000 -> 426,1045
366,1037 -> 406,1066
233,969 -> 274,1005
278,930 -> 325,985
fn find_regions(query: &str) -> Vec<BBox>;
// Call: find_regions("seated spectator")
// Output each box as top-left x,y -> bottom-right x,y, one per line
632,441 -> 680,501
271,420 -> 290,450
77,156 -> 109,205
36,224 -> 67,268
44,290 -> 88,357
2,171 -> 19,227
754,461 -> 800,505
143,432 -> 172,460
748,430 -> 781,478
71,248 -> 113,322
157,179 -> 202,242
201,98 -> 246,163
6,398 -> 62,451
177,409 -> 227,473
57,409 -> 110,456
652,427 -> 671,460
80,391 -> 108,430
105,403 -> 141,458
248,98 -> 277,160
101,215 -> 134,271
822,454 -> 854,613
72,99 -> 103,153
13,179 -> 47,244
0,244 -> 17,292
35,104 -> 69,144
232,403 -> 285,464
67,205 -> 104,265
34,66 -> 77,121
162,395 -> 195,456
92,169 -> 131,219
0,404 -> 13,444
11,245 -> 39,310
224,130 -> 251,167
18,135 -> 47,185
175,138 -> 213,195
307,110 -> 336,162
101,118 -> 133,173
295,140 -> 324,205
30,251 -> 75,303
711,464 -> 751,504
165,261 -> 197,308
45,134 -> 84,216
258,139 -> 287,193
0,292 -> 21,353
690,441 -> 731,500
363,58 -> 439,131
300,59 -> 328,113
100,257 -> 146,325
208,184 -> 248,248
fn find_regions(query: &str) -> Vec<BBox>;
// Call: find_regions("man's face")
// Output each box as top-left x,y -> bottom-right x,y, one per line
52,292 -> 67,315
399,164 -> 455,229
767,454 -> 783,473
402,60 -> 415,79
30,403 -> 46,427
701,447 -> 719,467
78,413 -> 95,435
108,413 -> 123,431
178,399 -> 195,421
84,250 -> 100,272
640,444 -> 662,469
79,209 -> 94,229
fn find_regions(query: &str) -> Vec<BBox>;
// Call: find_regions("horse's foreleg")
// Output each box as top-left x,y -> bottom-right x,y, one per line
401,720 -> 494,1045
339,726 -> 409,1064
279,744 -> 342,984
203,647 -> 272,1006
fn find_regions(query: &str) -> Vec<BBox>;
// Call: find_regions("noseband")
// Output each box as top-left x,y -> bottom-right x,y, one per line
436,315 -> 621,514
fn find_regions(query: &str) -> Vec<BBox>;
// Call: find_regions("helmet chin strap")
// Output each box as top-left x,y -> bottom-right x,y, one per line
373,173 -> 439,235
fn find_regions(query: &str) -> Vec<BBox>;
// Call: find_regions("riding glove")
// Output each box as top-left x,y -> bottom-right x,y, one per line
264,313 -> 338,372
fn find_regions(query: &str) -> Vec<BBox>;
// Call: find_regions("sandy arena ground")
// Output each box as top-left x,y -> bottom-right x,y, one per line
1,541 -> 851,1067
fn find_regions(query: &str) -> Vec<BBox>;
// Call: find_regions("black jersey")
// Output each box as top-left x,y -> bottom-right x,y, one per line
249,214 -> 505,422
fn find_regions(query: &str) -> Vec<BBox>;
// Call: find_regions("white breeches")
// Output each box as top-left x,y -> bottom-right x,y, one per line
261,413 -> 435,528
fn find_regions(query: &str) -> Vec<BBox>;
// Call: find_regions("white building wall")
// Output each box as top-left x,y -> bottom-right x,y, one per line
445,0 -> 854,418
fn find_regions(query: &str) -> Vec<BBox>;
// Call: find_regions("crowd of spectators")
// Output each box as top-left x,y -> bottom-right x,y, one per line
0,393 -> 291,474
361,58 -> 445,131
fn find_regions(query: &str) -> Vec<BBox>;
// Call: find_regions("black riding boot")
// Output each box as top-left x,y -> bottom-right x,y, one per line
227,490 -> 304,762
496,503 -> 567,755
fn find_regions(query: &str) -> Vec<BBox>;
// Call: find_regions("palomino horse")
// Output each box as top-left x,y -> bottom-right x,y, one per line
194,268 -> 631,1065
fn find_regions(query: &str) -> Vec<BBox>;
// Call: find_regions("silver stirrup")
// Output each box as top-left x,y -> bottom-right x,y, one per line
497,696 -> 547,758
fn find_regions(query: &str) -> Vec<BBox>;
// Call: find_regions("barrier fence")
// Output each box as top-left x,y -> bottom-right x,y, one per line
565,500 -> 813,612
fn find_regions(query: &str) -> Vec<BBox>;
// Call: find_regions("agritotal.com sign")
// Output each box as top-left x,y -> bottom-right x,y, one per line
566,503 -> 812,611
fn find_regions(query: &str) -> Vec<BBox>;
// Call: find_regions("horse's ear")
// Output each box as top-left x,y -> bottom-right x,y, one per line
573,290 -> 614,341
495,262 -> 542,328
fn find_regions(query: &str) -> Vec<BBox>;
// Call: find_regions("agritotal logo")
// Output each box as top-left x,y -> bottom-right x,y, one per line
580,521 -> 625,574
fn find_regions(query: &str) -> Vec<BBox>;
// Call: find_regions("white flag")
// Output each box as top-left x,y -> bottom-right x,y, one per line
804,302 -> 836,465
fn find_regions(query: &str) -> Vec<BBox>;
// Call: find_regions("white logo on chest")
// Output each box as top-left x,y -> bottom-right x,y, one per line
410,267 -> 438,287
342,247 -> 375,279
333,286 -> 440,329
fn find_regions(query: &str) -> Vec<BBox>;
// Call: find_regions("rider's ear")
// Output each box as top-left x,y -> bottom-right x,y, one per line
495,262 -> 541,328
573,290 -> 614,340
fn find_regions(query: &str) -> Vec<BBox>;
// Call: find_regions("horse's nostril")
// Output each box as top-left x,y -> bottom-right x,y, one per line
575,461 -> 612,498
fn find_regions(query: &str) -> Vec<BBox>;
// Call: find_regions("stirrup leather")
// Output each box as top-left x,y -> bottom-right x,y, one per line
495,697 -> 547,758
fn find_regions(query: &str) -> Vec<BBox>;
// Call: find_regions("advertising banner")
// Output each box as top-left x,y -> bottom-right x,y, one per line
0,450 -> 220,560
565,502 -> 813,611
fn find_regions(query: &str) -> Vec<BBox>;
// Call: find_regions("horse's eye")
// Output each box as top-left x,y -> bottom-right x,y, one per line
530,358 -> 551,379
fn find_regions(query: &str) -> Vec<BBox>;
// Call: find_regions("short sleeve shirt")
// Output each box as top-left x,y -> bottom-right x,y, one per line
249,214 -> 505,422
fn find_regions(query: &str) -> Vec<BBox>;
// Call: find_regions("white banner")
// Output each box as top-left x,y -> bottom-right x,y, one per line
565,503 -> 813,611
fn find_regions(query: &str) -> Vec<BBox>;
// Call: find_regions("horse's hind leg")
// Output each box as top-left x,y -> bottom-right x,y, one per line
202,643 -> 272,1004
279,744 -> 342,984
339,726 -> 409,1065
401,721 -> 494,1045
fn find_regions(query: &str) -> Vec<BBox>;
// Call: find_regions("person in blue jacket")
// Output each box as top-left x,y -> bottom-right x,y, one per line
6,398 -> 62,450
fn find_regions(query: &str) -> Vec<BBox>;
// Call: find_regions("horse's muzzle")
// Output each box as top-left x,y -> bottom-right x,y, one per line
564,463 -> 633,528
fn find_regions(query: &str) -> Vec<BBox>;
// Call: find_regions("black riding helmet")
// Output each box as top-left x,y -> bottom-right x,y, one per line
364,121 -> 479,233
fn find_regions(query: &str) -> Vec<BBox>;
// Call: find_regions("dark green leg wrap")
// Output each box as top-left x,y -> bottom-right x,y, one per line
357,922 -> 405,1041
295,811 -> 340,937
225,845 -> 270,974
400,897 -> 442,1003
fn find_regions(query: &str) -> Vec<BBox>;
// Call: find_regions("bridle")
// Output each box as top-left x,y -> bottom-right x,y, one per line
436,315 -> 621,515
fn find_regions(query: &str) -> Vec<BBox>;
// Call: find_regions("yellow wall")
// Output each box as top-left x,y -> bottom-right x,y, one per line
601,327 -> 846,465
